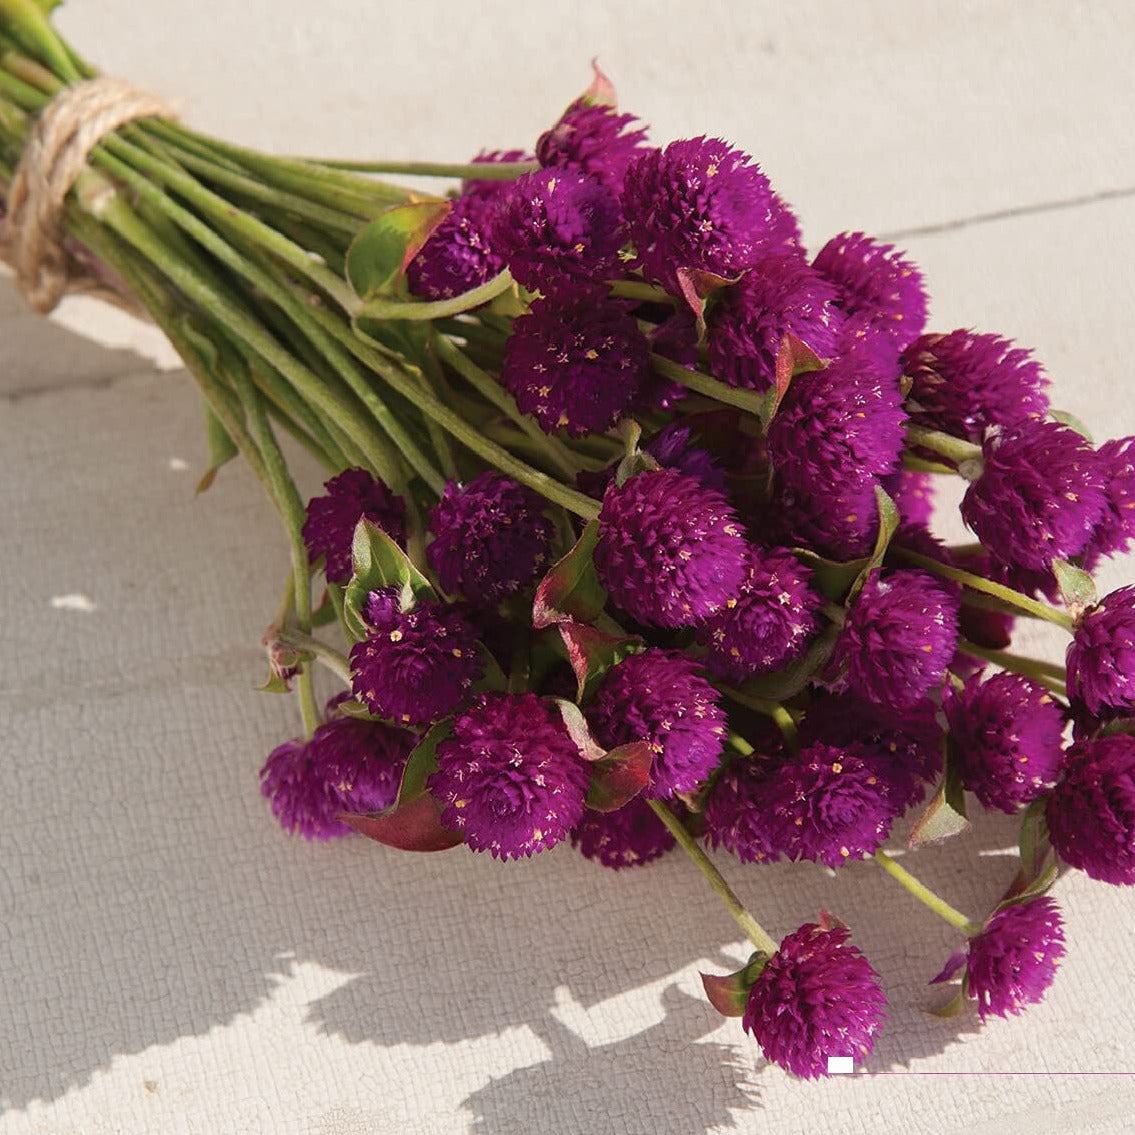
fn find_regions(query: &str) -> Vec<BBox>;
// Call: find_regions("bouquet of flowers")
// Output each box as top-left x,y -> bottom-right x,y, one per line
3,1 -> 1133,1080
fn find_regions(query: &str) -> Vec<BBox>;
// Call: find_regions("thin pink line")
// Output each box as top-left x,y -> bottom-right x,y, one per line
861,1071 -> 1135,1076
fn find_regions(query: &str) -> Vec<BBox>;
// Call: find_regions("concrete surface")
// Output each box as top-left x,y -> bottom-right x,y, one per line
2,2 -> 1135,1132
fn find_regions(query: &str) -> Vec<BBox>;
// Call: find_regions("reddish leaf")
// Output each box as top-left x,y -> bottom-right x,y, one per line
558,621 -> 643,703
771,332 -> 824,420
581,58 -> 618,107
532,521 -> 607,629
674,267 -> 737,339
585,742 -> 654,811
700,953 -> 769,1018
338,794 -> 463,852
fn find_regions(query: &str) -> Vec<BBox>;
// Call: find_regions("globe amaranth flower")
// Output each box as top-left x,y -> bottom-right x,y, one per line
302,468 -> 406,584
703,752 -> 782,864
743,923 -> 887,1080
812,231 -> 927,355
575,421 -> 725,500
945,672 -> 1066,812
491,168 -> 623,292
500,289 -> 648,435
960,421 -> 1106,573
706,255 -> 843,391
774,479 -> 883,561
965,897 -> 1066,1021
349,589 -> 483,726
536,98 -> 649,192
696,546 -> 821,683
1047,733 -> 1135,884
1067,586 -> 1135,717
765,350 -> 907,500
589,648 -> 726,798
406,194 -> 502,301
1083,436 -> 1135,567
260,699 -> 415,839
594,468 -> 748,628
571,796 -> 675,869
428,691 -> 590,859
902,329 -> 1048,441
834,569 -> 959,713
883,469 -> 935,528
427,472 -> 553,605
621,137 -> 800,295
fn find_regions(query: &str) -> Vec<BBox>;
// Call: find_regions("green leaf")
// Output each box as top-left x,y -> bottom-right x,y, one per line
345,199 -> 453,301
700,953 -> 769,1018
1050,408 -> 1094,443
532,520 -> 607,628
343,518 -> 436,640
195,404 -> 240,494
552,698 -> 606,762
396,719 -> 453,805
585,742 -> 654,811
849,484 -> 902,601
1052,558 -> 1097,610
557,622 -> 644,704
909,755 -> 970,849
926,987 -> 968,1019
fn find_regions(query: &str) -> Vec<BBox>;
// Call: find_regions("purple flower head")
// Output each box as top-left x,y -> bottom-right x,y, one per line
883,469 -> 935,528
491,168 -> 623,292
945,672 -> 1066,813
1047,734 -> 1135,884
961,421 -> 1106,572
406,195 -> 502,301
349,591 -> 483,726
743,923 -> 887,1080
812,231 -> 927,354
707,255 -> 842,391
302,469 -> 406,584
259,700 -> 414,840
501,290 -> 648,436
646,422 -> 726,490
965,897 -> 1066,1021
775,480 -> 883,561
696,546 -> 821,683
1083,436 -> 1135,567
1067,586 -> 1135,717
589,648 -> 726,798
703,751 -> 782,864
427,472 -> 553,605
902,329 -> 1049,441
428,692 -> 590,859
594,468 -> 748,627
621,137 -> 800,295
571,796 -> 675,869
536,99 -> 649,192
766,352 -> 907,499
835,570 -> 960,713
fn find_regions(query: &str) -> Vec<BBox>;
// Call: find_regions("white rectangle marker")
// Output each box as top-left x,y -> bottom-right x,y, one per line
827,1056 -> 854,1075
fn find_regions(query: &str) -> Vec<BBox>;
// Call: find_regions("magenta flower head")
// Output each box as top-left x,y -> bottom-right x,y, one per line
902,329 -> 1048,441
302,468 -> 406,584
884,469 -> 935,528
571,796 -> 675,869
765,350 -> 907,499
259,699 -> 415,840
491,168 -> 623,293
961,421 -> 1105,572
589,648 -> 727,798
743,922 -> 887,1080
621,137 -> 800,295
536,98 -> 649,192
696,546 -> 821,683
349,590 -> 484,726
965,897 -> 1066,1021
1068,586 -> 1135,716
812,231 -> 927,355
594,468 -> 748,628
775,480 -> 883,561
406,195 -> 502,301
706,255 -> 842,391
1083,437 -> 1135,567
944,672 -> 1066,813
428,692 -> 590,859
834,570 -> 959,712
427,472 -> 553,605
1047,734 -> 1135,884
501,289 -> 648,435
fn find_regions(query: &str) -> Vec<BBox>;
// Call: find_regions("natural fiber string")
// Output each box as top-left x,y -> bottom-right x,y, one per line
0,76 -> 175,314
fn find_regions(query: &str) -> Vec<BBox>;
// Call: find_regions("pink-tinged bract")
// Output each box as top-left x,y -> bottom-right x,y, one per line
965,897 -> 1066,1021
945,672 -> 1066,813
536,98 -> 649,192
1047,734 -> 1135,884
588,648 -> 727,798
427,472 -> 553,605
902,329 -> 1049,441
429,692 -> 590,859
743,923 -> 887,1080
1084,437 -> 1135,567
594,468 -> 748,628
571,796 -> 676,869
696,546 -> 821,683
835,570 -> 959,713
500,290 -> 649,436
349,592 -> 484,726
621,137 -> 801,295
706,255 -> 843,391
961,421 -> 1106,572
302,468 -> 406,584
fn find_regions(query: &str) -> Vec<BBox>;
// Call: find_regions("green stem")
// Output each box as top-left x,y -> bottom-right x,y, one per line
649,353 -> 770,418
608,278 -> 675,305
310,157 -> 538,180
718,685 -> 798,749
356,270 -> 515,321
648,800 -> 778,954
954,639 -> 1067,695
874,849 -> 982,936
904,424 -> 984,468
276,628 -> 354,688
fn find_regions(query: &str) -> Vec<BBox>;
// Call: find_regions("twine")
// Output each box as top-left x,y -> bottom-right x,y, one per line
0,76 -> 175,314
